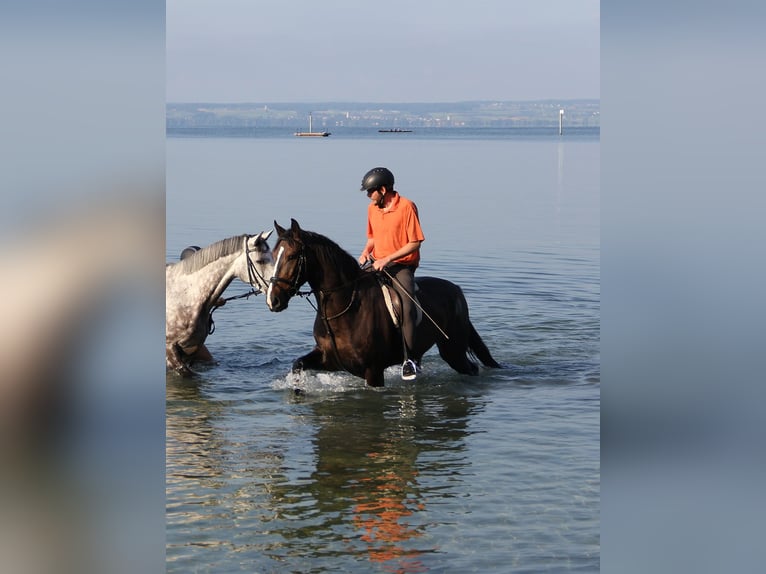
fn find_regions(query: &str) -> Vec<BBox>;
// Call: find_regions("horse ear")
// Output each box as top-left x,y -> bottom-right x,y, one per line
290,218 -> 301,239
274,220 -> 286,236
260,229 -> 273,241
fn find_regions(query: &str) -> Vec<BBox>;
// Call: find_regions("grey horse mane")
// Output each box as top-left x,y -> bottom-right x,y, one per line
179,234 -> 248,274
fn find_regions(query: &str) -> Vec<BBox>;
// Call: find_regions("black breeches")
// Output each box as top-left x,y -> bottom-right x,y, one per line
389,265 -> 416,356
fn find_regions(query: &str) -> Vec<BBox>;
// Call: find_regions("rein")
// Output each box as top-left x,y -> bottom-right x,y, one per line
304,285 -> 358,320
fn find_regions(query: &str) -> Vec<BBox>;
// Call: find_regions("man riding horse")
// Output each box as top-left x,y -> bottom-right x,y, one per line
357,167 -> 425,381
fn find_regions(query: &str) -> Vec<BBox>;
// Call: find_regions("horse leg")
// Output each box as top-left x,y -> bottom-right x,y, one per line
444,353 -> 479,375
188,343 -> 216,366
363,367 -> 385,388
436,322 -> 500,375
436,339 -> 479,376
468,324 -> 502,368
292,347 -> 328,373
292,347 -> 384,387
167,343 -> 196,377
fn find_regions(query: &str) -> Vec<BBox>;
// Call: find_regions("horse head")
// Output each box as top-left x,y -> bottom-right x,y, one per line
267,219 -> 307,312
245,230 -> 275,291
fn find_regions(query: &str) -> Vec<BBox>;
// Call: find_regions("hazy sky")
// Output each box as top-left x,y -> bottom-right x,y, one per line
167,0 -> 599,103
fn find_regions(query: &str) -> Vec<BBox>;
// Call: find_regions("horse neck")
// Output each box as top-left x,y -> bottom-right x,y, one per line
188,252 -> 241,304
306,246 -> 360,295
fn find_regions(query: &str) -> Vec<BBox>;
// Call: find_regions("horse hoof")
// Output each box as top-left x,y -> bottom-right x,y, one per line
293,388 -> 305,397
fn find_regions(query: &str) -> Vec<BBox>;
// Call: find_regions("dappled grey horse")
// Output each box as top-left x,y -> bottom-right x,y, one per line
166,231 -> 274,377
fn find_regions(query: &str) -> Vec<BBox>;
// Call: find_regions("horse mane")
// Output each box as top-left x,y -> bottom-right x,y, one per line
299,229 -> 361,279
179,234 -> 247,274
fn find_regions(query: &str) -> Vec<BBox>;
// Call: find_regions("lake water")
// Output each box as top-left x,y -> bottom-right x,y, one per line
166,127 -> 600,572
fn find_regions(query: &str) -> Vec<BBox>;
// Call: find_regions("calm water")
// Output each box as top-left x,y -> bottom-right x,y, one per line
166,127 -> 600,572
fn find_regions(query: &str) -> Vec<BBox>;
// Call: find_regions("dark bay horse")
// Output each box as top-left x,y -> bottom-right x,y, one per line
166,231 -> 275,377
266,219 -> 501,387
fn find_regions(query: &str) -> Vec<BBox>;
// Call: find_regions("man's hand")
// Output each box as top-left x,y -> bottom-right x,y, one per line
372,257 -> 390,271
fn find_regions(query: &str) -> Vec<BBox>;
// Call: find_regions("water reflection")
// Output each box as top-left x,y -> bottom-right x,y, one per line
166,380 -> 227,484
166,378 -> 288,565
267,387 -> 485,573
166,377 -> 487,572
166,378 -> 230,556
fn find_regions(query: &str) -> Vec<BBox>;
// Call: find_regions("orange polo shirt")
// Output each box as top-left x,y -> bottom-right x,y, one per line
366,192 -> 425,268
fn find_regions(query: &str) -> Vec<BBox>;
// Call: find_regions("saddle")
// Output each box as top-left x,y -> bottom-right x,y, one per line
378,278 -> 422,328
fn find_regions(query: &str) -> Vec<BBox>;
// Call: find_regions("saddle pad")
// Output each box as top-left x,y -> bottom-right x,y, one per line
381,284 -> 400,327
380,284 -> 422,327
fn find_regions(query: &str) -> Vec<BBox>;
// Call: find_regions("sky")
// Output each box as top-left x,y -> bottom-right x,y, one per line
166,0 -> 599,103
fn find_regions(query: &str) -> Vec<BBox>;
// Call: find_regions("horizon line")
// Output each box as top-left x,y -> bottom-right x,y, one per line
167,98 -> 600,105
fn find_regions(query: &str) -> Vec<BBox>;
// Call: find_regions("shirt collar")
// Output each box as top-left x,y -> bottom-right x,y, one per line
379,191 -> 400,212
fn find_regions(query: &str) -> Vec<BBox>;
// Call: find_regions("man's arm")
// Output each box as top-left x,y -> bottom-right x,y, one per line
358,238 -> 375,265
372,240 -> 422,271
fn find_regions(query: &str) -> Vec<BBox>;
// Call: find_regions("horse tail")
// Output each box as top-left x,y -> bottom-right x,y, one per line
451,283 -> 501,369
468,323 -> 502,368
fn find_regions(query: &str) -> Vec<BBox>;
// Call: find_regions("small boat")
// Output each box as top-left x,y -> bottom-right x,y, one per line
378,128 -> 412,133
295,113 -> 331,137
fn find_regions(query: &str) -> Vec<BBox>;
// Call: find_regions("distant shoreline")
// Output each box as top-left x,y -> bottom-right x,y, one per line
167,100 -> 600,130
166,126 -> 600,141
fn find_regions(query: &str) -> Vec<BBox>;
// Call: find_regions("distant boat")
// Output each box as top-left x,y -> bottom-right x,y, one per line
295,113 -> 331,137
378,128 -> 412,133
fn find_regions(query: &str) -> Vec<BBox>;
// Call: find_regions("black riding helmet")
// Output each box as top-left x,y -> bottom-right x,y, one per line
360,167 -> 394,192
180,245 -> 202,260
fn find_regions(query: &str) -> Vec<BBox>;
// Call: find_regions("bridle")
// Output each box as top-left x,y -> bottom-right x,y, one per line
244,235 -> 271,293
269,241 -> 307,299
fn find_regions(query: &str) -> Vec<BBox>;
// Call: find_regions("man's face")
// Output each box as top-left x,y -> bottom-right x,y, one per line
366,186 -> 384,207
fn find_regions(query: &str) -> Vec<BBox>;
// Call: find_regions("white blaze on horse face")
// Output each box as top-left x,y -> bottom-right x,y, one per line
267,245 -> 285,310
